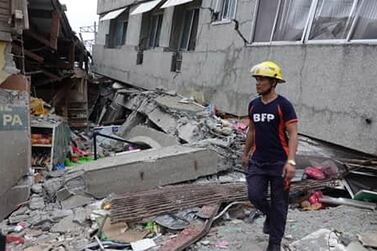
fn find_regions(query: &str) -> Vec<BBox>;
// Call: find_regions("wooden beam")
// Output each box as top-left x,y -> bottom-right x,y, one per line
68,41 -> 75,68
49,10 -> 60,50
41,70 -> 61,82
12,44 -> 44,63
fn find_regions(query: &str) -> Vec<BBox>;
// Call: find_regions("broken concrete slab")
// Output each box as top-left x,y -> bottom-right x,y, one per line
50,214 -> 81,234
50,209 -> 73,221
177,120 -> 201,143
56,187 -> 73,202
124,125 -> 179,148
60,195 -> 94,210
43,178 -> 63,199
31,184 -> 43,194
0,177 -> 31,220
65,145 -> 221,198
346,241 -> 368,251
154,95 -> 204,114
289,229 -> 346,251
73,207 -> 90,225
119,95 -> 178,135
117,110 -> 145,138
358,232 -> 377,248
29,196 -> 45,210
147,106 -> 178,134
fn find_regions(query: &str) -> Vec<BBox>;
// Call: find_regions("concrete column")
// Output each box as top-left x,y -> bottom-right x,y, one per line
97,20 -> 110,45
126,11 -> 142,46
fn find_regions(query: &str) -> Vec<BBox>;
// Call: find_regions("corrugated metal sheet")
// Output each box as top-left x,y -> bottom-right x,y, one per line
0,0 -> 11,32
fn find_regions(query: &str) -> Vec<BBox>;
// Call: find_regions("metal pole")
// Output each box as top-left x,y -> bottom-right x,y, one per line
93,132 -> 97,160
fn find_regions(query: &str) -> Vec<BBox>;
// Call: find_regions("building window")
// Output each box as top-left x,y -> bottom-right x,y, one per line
214,0 -> 237,22
252,0 -> 377,44
169,1 -> 201,51
148,13 -> 163,48
253,0 -> 311,42
107,11 -> 128,48
180,8 -> 200,50
309,0 -> 355,40
350,0 -> 377,40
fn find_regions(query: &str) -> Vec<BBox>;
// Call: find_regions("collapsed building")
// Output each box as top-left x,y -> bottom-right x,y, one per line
0,0 -> 90,220
93,0 -> 377,156
0,0 -> 377,250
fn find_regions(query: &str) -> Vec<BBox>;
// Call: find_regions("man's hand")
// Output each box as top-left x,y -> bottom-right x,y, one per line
282,163 -> 296,180
241,154 -> 250,169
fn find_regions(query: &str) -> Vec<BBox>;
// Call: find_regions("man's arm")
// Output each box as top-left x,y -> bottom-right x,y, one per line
282,122 -> 298,180
242,122 -> 254,168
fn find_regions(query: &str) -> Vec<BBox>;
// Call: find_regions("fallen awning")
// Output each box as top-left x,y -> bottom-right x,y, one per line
130,0 -> 163,15
161,0 -> 193,8
100,7 -> 128,21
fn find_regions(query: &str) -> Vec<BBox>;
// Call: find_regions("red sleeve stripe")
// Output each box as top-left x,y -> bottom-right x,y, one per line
277,105 -> 289,156
285,119 -> 298,125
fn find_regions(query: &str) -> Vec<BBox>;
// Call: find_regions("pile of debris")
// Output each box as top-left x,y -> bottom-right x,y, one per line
1,85 -> 377,250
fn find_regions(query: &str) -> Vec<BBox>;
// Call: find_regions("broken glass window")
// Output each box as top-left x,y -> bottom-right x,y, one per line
273,0 -> 312,41
309,0 -> 355,40
253,0 -> 279,42
351,0 -> 377,40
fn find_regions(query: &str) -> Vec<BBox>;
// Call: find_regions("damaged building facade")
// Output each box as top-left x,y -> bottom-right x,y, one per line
93,0 -> 377,155
0,0 -> 90,220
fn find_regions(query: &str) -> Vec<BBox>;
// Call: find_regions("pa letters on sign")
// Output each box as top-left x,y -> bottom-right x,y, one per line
0,105 -> 23,127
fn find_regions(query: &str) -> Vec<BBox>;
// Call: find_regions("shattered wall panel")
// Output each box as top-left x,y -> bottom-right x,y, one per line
0,86 -> 30,219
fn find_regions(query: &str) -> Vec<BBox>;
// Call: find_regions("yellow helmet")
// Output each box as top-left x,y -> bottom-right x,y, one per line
250,61 -> 286,83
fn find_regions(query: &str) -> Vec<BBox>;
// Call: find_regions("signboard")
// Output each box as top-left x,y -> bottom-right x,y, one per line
0,104 -> 28,131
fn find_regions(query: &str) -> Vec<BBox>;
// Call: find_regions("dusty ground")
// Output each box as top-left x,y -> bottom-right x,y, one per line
191,206 -> 377,251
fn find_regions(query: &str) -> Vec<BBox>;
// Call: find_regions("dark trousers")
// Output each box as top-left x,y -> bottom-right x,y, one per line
0,233 -> 5,251
246,161 -> 289,245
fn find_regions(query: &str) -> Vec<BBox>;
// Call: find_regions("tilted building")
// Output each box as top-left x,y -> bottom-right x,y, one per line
93,0 -> 377,155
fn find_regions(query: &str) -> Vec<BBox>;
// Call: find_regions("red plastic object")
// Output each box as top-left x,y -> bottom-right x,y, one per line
6,235 -> 24,244
308,191 -> 323,205
305,167 -> 326,180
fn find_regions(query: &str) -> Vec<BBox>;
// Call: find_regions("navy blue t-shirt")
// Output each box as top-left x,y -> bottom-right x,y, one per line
248,95 -> 298,163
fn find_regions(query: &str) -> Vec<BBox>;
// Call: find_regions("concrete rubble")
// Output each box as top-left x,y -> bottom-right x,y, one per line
0,87 -> 377,251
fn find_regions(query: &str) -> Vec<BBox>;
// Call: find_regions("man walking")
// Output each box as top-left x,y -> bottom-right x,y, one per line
242,61 -> 298,251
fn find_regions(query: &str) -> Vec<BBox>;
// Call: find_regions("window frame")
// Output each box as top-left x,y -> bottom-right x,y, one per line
249,0 -> 377,46
179,7 -> 200,51
148,12 -> 164,48
212,0 -> 238,24
107,10 -> 129,48
305,0 -> 359,44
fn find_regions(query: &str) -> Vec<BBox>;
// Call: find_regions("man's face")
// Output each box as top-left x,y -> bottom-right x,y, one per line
254,76 -> 274,95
